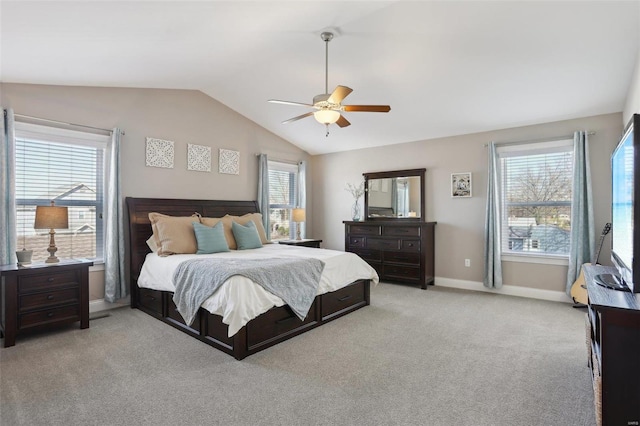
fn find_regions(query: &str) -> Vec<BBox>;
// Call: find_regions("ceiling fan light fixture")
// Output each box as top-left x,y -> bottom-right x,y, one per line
313,109 -> 340,124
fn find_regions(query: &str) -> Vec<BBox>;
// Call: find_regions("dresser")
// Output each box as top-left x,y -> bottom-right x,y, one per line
0,259 -> 92,347
584,265 -> 640,426
344,221 -> 436,289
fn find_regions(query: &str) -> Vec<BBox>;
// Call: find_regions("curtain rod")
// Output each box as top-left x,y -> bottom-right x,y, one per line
484,131 -> 595,147
11,112 -> 124,135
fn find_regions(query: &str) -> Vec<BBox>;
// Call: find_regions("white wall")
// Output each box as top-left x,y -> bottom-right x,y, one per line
623,48 -> 640,120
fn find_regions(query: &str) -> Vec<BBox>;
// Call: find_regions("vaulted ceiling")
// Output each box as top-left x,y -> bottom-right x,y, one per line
1,1 -> 638,155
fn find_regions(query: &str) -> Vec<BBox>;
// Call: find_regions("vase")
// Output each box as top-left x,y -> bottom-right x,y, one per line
352,201 -> 361,221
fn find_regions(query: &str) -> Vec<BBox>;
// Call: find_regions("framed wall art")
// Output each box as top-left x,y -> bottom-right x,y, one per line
187,143 -> 211,172
451,172 -> 472,198
219,148 -> 240,175
145,137 -> 174,169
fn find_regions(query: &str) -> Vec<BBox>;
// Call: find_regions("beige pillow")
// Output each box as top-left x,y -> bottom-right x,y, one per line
200,213 -> 269,250
146,236 -> 158,253
148,212 -> 200,256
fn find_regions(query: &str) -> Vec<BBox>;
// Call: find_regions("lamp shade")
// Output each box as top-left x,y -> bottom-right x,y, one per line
34,204 -> 69,230
292,208 -> 306,223
313,109 -> 340,124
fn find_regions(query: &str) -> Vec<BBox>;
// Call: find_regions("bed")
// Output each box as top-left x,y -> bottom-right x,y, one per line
126,197 -> 378,360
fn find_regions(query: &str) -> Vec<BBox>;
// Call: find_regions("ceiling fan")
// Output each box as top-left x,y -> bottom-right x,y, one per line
268,31 -> 391,136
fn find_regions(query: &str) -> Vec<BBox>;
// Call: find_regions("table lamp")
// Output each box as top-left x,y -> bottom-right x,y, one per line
292,208 -> 305,240
34,201 -> 69,263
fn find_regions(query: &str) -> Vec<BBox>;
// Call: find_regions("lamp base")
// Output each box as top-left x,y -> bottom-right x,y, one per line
45,229 -> 59,263
45,256 -> 60,264
296,229 -> 301,241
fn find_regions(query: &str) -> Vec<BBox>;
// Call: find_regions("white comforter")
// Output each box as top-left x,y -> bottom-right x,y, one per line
137,244 -> 379,337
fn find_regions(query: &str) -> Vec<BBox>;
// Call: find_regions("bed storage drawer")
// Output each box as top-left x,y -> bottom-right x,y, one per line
138,287 -> 163,317
246,300 -> 319,349
322,281 -> 367,320
167,298 -> 201,334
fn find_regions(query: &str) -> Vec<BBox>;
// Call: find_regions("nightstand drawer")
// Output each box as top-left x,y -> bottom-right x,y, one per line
18,305 -> 80,330
18,270 -> 79,293
19,287 -> 80,312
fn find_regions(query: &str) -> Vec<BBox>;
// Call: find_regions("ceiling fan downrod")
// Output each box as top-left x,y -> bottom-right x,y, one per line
321,31 -> 333,95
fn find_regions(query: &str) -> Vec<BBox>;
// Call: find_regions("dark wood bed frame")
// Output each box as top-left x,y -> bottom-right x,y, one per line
126,197 -> 371,360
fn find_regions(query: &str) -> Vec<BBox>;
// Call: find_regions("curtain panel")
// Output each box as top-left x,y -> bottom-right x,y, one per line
297,160 -> 307,239
1,109 -> 17,265
104,128 -> 127,303
257,154 -> 270,240
565,131 -> 595,294
483,141 -> 503,288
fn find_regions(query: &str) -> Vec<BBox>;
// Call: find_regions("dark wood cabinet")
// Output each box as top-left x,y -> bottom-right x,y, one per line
344,221 -> 436,289
584,265 -> 640,426
0,260 -> 92,347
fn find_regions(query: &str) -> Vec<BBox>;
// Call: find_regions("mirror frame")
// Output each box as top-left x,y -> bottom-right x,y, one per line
363,168 -> 426,221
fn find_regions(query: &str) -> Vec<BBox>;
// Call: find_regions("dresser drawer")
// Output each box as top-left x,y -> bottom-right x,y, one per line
18,270 -> 79,293
138,287 -> 163,317
348,225 -> 381,236
383,264 -> 421,281
401,239 -> 421,252
247,300 -> 318,348
19,287 -> 79,312
349,236 -> 366,248
383,226 -> 420,237
18,304 -> 80,330
368,238 -> 401,251
384,251 -> 420,265
322,282 -> 366,319
351,248 -> 381,262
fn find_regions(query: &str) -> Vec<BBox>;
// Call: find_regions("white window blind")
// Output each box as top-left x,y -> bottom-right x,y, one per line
268,160 -> 298,240
498,139 -> 573,256
14,122 -> 108,262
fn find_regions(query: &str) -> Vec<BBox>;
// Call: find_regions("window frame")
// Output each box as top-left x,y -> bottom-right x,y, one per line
14,122 -> 108,263
267,160 -> 299,241
497,138 -> 574,263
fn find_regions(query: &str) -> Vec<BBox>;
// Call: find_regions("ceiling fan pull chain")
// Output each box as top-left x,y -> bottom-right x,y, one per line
325,124 -> 330,137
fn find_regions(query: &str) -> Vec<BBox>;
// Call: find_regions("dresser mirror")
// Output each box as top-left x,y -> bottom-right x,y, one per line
363,168 -> 425,220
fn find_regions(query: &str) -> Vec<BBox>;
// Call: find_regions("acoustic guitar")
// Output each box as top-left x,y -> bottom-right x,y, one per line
570,223 -> 612,305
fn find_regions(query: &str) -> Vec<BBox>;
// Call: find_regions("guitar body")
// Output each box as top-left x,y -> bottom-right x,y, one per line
570,263 -> 591,305
570,223 -> 611,307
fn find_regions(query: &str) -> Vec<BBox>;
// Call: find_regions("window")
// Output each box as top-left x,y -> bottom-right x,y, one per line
268,160 -> 299,240
498,139 -> 573,257
14,123 -> 108,262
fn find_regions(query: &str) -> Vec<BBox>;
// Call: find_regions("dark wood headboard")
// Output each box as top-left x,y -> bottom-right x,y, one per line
125,197 -> 259,307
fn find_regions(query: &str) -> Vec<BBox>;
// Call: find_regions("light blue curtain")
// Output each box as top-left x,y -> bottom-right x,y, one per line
1,109 -> 17,265
104,128 -> 126,303
297,160 -> 307,239
483,141 -> 503,288
257,154 -> 270,240
565,131 -> 595,294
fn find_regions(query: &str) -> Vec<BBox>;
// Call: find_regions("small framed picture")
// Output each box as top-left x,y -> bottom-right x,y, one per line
451,172 -> 472,198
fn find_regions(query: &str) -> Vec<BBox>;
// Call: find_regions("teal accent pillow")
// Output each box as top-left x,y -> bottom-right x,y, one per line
231,220 -> 263,250
193,221 -> 230,254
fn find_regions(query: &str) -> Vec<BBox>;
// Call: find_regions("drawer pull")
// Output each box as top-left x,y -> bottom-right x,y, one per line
276,315 -> 296,324
338,295 -> 352,302
47,277 -> 55,282
407,243 -> 414,247
353,239 -> 360,244
47,312 -> 54,318
47,295 -> 55,300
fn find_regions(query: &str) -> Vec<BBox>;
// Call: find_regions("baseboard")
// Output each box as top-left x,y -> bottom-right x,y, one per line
435,277 -> 572,303
89,296 -> 130,314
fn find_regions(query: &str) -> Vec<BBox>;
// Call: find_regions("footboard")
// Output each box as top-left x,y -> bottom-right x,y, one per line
134,279 -> 371,360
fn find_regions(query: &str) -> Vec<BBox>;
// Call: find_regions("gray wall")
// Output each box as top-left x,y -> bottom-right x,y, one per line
1,83 -> 311,299
311,113 -> 622,295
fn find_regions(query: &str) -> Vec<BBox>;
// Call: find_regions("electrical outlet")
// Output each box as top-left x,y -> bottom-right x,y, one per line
465,259 -> 471,267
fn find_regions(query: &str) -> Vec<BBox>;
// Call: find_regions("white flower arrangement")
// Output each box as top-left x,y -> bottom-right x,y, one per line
346,181 -> 365,200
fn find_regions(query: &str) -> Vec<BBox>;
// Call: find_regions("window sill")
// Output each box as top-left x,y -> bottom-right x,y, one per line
502,253 -> 569,266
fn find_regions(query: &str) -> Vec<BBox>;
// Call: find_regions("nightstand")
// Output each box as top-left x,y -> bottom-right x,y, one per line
0,259 -> 93,347
278,239 -> 323,248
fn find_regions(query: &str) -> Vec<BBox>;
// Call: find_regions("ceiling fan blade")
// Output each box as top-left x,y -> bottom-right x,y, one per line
327,86 -> 353,104
336,115 -> 351,128
268,99 -> 314,107
342,105 -> 391,113
281,111 -> 314,124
